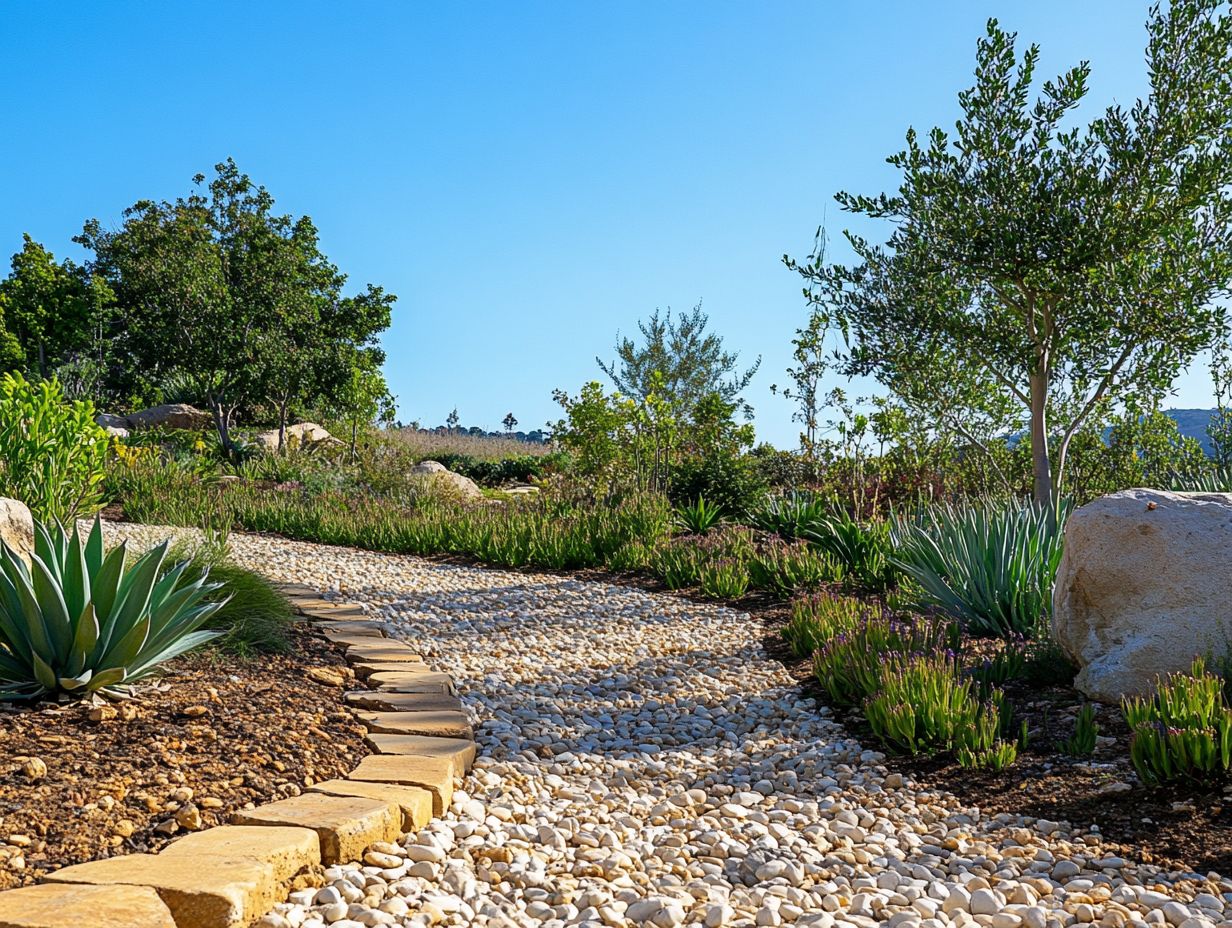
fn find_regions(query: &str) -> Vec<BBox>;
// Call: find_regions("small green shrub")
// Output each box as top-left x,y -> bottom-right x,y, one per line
1123,658 -> 1232,785
696,558 -> 750,599
864,651 -> 1018,765
891,500 -> 1066,639
1060,703 -> 1099,756
749,538 -> 842,599
0,519 -> 226,699
812,613 -> 951,708
750,491 -> 830,540
673,496 -> 726,534
0,372 -> 109,522
650,528 -> 754,592
803,508 -> 896,593
782,593 -> 866,658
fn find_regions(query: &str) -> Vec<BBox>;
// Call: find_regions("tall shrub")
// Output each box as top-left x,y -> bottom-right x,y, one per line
0,372 -> 108,522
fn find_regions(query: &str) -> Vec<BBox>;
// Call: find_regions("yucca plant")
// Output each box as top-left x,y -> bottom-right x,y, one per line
802,507 -> 896,593
0,519 -> 228,699
673,496 -> 726,534
890,499 -> 1067,639
750,491 -> 830,540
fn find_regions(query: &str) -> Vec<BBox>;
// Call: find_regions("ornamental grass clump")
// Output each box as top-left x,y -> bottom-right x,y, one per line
0,519 -> 227,699
750,491 -> 830,540
802,507 -> 896,593
749,537 -> 843,599
782,593 -> 867,658
891,500 -> 1066,639
1123,658 -> 1232,785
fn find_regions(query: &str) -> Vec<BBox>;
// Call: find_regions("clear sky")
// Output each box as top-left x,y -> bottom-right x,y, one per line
0,1 -> 1215,446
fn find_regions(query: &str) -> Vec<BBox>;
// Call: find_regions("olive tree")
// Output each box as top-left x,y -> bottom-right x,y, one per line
787,0 -> 1232,509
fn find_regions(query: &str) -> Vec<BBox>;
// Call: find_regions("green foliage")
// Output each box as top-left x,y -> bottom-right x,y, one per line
865,651 -> 1019,766
598,301 -> 760,418
650,528 -> 754,591
428,452 -> 568,487
750,491 -> 830,540
787,1 -> 1232,509
1060,703 -> 1099,757
1123,658 -> 1232,785
0,372 -> 108,522
812,613 -> 950,708
802,507 -> 896,593
965,640 -> 1028,691
891,500 -> 1066,639
781,593 -> 866,658
0,234 -> 113,381
0,519 -> 226,699
695,558 -> 750,600
673,497 -> 726,534
749,538 -> 842,600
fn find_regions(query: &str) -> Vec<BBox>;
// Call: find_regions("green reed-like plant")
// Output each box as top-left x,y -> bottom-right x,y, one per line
782,593 -> 867,658
1123,658 -> 1232,785
749,538 -> 843,599
696,558 -> 750,599
750,491 -> 830,540
802,507 -> 896,593
1060,703 -> 1099,757
812,612 -> 952,708
0,519 -> 227,699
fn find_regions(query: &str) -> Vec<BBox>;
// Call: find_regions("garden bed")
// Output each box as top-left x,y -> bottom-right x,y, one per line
752,596 -> 1232,878
0,625 -> 369,890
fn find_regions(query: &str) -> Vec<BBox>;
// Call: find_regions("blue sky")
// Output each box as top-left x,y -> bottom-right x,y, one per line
0,1 -> 1213,446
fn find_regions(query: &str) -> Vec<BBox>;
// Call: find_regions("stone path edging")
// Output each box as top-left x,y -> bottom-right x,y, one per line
0,584 -> 474,928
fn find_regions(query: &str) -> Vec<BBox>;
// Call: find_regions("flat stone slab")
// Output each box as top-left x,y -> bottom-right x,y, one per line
303,605 -> 369,620
345,690 -> 464,712
309,779 -> 433,831
160,824 -> 320,882
357,708 -> 473,739
46,852 -> 279,928
343,640 -> 423,663
0,883 -> 176,928
348,754 -> 456,815
232,793 -> 401,864
320,621 -> 386,640
364,732 -> 477,773
362,669 -> 456,694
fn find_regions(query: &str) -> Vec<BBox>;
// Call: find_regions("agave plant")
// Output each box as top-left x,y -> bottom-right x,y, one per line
0,519 -> 227,699
673,496 -> 726,534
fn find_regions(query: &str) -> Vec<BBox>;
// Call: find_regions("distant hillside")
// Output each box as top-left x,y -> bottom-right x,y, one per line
1164,408 -> 1217,453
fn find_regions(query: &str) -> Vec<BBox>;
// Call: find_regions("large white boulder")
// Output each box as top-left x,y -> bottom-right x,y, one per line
253,422 -> 337,453
0,498 -> 34,561
408,460 -> 483,500
1052,488 -> 1232,702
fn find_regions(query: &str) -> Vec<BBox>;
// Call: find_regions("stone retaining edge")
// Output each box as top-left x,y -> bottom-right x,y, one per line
0,584 -> 473,928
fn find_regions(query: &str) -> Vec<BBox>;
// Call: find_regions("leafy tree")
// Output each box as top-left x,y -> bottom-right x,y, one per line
503,412 -> 518,433
331,355 -> 395,463
78,159 -> 394,454
787,1 -> 1232,510
0,235 -> 112,379
445,408 -> 460,432
599,301 -> 760,419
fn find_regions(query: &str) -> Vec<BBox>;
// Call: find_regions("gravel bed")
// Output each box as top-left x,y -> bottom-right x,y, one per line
102,523 -> 1232,928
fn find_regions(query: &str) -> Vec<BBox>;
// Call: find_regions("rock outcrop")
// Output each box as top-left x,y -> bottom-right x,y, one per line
253,422 -> 338,453
124,404 -> 212,431
0,497 -> 34,561
408,461 -> 483,500
1052,488 -> 1232,702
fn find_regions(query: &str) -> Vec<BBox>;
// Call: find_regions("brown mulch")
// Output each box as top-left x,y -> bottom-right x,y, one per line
0,626 -> 369,889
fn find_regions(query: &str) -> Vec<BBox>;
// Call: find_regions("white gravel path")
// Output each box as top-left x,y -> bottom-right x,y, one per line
103,524 -> 1232,928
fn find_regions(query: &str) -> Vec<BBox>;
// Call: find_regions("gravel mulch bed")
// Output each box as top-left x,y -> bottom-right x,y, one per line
0,625 -> 369,889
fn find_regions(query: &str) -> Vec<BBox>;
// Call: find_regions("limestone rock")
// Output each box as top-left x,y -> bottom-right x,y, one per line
253,422 -> 338,453
0,498 -> 33,561
1053,488 -> 1232,701
408,460 -> 483,500
126,403 -> 212,431
0,883 -> 176,928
